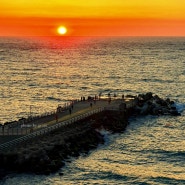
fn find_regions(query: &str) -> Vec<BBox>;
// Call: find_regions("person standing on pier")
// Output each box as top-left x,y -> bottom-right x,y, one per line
71,103 -> 74,110
2,125 -> 4,135
69,108 -> 72,115
122,94 -> 124,100
55,113 -> 58,123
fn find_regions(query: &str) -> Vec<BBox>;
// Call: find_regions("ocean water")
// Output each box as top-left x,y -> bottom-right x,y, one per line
0,36 -> 185,184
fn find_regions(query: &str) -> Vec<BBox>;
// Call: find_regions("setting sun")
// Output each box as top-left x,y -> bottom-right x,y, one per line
57,26 -> 67,35
0,1 -> 185,36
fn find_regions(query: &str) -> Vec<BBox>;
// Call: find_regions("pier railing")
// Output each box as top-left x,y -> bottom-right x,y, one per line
0,107 -> 104,152
0,98 -> 137,152
0,100 -> 78,136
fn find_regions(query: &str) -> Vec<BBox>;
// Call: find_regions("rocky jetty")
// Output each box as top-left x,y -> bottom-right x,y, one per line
0,110 -> 129,180
134,92 -> 180,116
0,92 -> 180,180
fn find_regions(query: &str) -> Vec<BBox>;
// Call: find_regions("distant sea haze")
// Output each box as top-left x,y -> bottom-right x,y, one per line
1,36 -> 185,184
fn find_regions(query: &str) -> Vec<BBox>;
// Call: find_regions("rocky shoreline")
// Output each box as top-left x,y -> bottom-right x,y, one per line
0,92 -> 180,180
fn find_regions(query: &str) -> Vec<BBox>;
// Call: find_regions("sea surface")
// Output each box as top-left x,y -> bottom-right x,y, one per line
0,36 -> 185,184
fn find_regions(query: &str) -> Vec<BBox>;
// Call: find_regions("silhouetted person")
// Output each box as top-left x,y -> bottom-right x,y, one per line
55,113 -> 58,123
2,125 -> 4,135
69,108 -> 72,115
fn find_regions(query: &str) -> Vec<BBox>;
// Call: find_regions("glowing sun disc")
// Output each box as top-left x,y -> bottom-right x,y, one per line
57,26 -> 67,35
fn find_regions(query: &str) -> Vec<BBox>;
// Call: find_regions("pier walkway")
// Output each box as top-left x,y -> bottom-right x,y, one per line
0,98 -> 136,151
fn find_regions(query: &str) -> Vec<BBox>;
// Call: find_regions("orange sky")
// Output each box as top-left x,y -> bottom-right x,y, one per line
0,0 -> 185,36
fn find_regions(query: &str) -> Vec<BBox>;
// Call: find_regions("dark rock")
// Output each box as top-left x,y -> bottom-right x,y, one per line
135,92 -> 180,116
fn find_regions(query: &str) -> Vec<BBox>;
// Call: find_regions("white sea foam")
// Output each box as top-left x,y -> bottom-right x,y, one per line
175,103 -> 185,113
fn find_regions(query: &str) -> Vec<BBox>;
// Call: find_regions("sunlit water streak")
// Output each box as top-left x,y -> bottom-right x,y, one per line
0,36 -> 185,185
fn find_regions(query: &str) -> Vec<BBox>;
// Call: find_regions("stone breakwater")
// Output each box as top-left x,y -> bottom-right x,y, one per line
0,92 -> 180,180
0,110 -> 129,180
133,92 -> 180,116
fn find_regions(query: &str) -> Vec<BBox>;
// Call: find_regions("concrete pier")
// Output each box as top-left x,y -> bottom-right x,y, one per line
0,97 -> 135,144
0,92 -> 179,179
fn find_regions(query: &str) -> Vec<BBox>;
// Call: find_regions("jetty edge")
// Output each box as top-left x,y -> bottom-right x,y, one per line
0,92 -> 180,180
